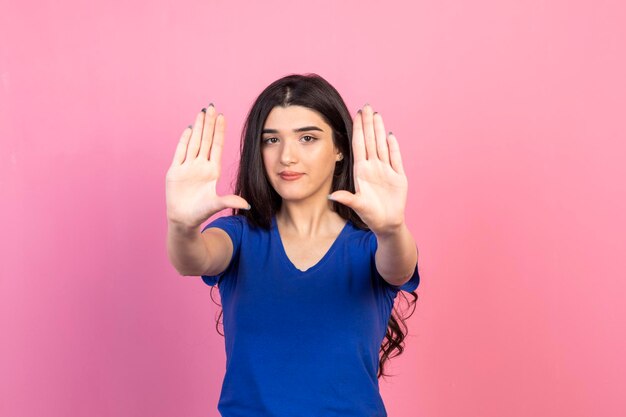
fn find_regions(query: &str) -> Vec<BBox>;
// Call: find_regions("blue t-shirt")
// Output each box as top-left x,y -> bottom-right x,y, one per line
200,214 -> 420,417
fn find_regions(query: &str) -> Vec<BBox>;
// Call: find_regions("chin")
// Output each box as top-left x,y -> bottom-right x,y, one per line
278,190 -> 328,204
276,192 -> 305,202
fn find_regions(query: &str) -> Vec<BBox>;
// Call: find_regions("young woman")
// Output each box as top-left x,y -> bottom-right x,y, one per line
166,73 -> 420,417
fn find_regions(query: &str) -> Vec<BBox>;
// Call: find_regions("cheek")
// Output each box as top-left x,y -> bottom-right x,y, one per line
310,149 -> 337,169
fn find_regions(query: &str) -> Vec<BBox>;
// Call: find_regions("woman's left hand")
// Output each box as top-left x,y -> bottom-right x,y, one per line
328,104 -> 408,236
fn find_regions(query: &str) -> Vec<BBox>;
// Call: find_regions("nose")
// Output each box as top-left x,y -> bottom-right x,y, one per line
279,139 -> 298,166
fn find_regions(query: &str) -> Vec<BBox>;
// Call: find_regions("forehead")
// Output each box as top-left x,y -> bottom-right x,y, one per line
263,105 -> 330,132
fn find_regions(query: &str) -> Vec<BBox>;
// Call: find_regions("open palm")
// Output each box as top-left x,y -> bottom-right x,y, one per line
165,105 -> 249,229
329,104 -> 408,235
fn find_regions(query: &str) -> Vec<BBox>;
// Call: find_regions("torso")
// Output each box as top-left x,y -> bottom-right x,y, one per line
276,214 -> 348,272
279,235 -> 340,271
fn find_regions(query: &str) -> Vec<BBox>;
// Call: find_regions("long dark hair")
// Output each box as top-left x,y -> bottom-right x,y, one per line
209,72 -> 419,380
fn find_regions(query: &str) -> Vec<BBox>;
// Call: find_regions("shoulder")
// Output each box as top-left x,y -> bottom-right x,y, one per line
344,223 -> 421,293
201,214 -> 248,233
200,215 -> 252,256
344,222 -> 376,245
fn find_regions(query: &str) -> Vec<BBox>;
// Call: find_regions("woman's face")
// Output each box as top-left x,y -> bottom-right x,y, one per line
261,105 -> 342,204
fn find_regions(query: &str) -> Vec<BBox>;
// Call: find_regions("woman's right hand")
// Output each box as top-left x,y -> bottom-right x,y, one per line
165,104 -> 250,229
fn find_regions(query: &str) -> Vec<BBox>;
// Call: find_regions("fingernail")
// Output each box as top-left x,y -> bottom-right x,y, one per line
357,109 -> 362,114
188,124 -> 193,129
327,194 -> 334,201
389,131 -> 393,135
246,204 -> 251,210
201,107 -> 206,113
208,102 -> 214,107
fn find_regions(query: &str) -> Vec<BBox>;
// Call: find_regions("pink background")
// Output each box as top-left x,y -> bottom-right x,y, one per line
1,0 -> 625,416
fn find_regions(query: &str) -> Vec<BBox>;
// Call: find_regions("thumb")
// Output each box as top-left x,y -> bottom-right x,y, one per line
328,190 -> 357,208
219,194 -> 252,211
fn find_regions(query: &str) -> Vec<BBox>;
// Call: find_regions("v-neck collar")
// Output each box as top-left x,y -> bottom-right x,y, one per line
271,216 -> 351,274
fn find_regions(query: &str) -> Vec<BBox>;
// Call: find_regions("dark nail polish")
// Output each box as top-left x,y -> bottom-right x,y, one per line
201,107 -> 206,113
208,102 -> 214,107
357,109 -> 362,114
188,124 -> 193,129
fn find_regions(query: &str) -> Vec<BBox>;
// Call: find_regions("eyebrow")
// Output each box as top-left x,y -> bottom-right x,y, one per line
262,126 -> 324,134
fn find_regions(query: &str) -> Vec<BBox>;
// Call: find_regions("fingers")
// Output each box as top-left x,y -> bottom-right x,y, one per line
199,104 -> 219,159
354,104 -> 391,164
172,125 -> 193,166
387,132 -> 405,176
220,194 -> 251,211
352,111 -> 366,162
178,104 -> 225,165
328,190 -> 360,211
361,104 -> 377,160
373,112 -> 390,164
187,109 -> 206,160
209,112 -> 226,164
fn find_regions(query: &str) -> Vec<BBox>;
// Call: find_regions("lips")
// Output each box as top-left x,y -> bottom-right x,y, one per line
279,172 -> 303,180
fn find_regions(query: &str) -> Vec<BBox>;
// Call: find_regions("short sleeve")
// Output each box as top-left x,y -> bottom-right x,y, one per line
369,232 -> 420,294
199,215 -> 244,286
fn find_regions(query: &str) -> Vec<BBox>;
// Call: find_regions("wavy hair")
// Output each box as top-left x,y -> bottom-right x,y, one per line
209,72 -> 419,379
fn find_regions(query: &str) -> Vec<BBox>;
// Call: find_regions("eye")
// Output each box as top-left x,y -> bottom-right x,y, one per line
262,137 -> 279,145
262,135 -> 317,145
300,135 -> 317,143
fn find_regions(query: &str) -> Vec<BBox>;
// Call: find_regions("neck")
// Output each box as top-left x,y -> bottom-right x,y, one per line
276,199 -> 344,238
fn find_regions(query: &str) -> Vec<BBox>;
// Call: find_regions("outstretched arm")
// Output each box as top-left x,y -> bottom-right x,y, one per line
374,223 -> 418,287
328,103 -> 418,287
